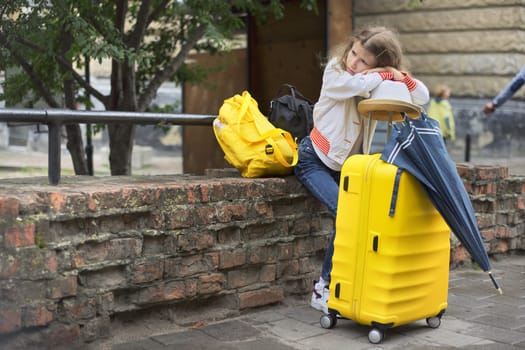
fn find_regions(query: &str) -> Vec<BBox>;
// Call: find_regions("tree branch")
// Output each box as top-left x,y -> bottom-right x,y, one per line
137,25 -> 207,111
11,34 -> 109,107
0,32 -> 60,108
147,0 -> 171,27
126,0 -> 152,50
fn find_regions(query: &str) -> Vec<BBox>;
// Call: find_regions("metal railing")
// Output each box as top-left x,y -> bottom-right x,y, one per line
0,108 -> 215,185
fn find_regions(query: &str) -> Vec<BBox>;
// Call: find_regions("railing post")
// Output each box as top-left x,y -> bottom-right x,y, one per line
48,122 -> 62,185
465,133 -> 471,162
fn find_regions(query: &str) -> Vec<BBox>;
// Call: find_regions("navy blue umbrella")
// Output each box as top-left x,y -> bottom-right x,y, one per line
381,113 -> 502,293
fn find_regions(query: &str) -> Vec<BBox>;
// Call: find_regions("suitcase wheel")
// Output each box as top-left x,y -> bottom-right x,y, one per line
426,316 -> 441,329
368,328 -> 384,344
319,314 -> 337,329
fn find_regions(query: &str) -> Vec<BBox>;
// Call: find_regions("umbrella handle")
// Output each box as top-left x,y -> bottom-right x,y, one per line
488,271 -> 503,295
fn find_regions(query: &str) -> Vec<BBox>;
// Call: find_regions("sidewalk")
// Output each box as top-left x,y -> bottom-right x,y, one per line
0,146 -> 183,179
87,255 -> 525,350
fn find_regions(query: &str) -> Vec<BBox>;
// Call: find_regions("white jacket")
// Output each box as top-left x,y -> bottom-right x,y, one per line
310,58 -> 429,171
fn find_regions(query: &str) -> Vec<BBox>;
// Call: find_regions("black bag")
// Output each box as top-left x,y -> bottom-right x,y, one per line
268,84 -> 314,142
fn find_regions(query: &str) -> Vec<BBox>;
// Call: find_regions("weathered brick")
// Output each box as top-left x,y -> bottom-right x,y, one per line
198,273 -> 225,294
491,239 -> 509,254
177,230 -> 215,252
62,296 -> 97,321
496,212 -> 511,226
239,286 -> 284,309
137,280 -> 187,304
294,237 -> 317,256
0,197 -> 19,217
471,182 -> 497,196
46,323 -> 81,348
480,228 -> 496,242
81,315 -> 111,342
279,243 -> 295,262
475,165 -> 502,181
217,204 -> 248,223
242,222 -> 283,241
1,280 -> 47,304
277,259 -> 300,278
0,308 -> 22,334
96,292 -> 114,316
143,234 -> 176,255
219,249 -> 246,269
450,246 -> 470,265
131,259 -> 163,284
74,238 -> 141,267
4,223 -> 35,248
476,212 -> 495,229
471,197 -> 496,213
48,192 -> 67,212
298,257 -> 316,274
195,206 -> 218,225
0,253 -> 19,279
22,304 -> 54,327
165,254 -> 214,278
186,186 -> 200,203
228,267 -> 259,289
247,245 -> 278,264
17,248 -> 57,279
495,226 -> 512,238
216,226 -> 241,244
149,209 -> 163,229
289,218 -> 312,235
47,275 -> 78,299
259,264 -> 276,282
79,266 -> 127,290
253,201 -> 273,218
87,195 -> 97,211
199,184 -> 212,203
165,207 -> 194,229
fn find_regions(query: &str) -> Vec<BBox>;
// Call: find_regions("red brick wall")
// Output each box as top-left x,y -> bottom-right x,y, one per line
0,167 -> 523,348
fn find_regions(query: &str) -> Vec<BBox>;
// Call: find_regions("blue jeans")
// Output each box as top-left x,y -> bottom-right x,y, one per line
294,136 -> 340,283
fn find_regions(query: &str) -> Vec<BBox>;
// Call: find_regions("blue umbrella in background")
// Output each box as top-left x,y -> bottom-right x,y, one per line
380,113 -> 502,294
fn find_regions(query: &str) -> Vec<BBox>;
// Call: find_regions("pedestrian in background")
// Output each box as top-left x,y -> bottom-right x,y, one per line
427,84 -> 455,144
484,65 -> 525,113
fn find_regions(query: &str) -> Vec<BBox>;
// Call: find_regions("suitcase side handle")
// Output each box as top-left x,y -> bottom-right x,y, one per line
343,176 -> 349,192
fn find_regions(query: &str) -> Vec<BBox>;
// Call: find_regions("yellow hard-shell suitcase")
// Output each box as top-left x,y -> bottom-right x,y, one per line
320,154 -> 450,343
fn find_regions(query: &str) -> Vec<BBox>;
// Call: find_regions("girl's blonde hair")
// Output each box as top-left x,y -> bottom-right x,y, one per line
337,26 -> 404,70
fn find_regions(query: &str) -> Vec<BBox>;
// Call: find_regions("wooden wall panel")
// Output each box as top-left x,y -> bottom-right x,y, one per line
248,0 -> 327,110
182,49 -> 247,175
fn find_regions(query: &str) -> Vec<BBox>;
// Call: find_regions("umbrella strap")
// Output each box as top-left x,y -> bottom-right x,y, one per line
389,168 -> 403,217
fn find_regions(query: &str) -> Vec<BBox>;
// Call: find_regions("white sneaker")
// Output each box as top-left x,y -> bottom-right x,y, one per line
310,280 -> 329,314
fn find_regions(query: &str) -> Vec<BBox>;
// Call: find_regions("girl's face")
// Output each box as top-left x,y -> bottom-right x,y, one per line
345,41 -> 377,75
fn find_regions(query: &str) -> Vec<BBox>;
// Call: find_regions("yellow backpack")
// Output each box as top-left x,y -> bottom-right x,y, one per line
213,91 -> 298,178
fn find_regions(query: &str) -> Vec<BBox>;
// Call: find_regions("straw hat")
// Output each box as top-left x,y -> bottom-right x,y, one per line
358,80 -> 422,121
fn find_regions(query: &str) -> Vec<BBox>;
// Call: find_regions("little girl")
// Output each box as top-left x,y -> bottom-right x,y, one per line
294,26 -> 429,314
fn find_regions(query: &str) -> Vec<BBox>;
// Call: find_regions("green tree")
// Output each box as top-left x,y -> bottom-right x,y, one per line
0,0 -> 316,175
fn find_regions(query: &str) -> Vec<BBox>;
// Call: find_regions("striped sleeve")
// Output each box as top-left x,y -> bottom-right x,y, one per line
400,73 -> 417,91
378,72 -> 395,81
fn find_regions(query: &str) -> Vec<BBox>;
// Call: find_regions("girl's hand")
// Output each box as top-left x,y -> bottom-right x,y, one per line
364,66 -> 405,80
